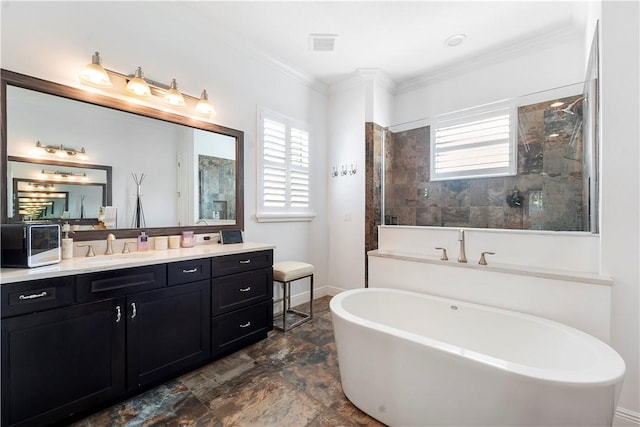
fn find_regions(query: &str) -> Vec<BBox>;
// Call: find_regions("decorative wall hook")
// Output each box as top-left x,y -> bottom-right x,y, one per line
331,166 -> 338,178
340,165 -> 348,176
349,163 -> 357,175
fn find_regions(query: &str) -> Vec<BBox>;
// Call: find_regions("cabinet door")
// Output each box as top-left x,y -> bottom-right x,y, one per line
126,280 -> 211,390
1,299 -> 125,427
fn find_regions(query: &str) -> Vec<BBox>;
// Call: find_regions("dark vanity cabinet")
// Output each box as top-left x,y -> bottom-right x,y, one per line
211,250 -> 274,357
1,280 -> 124,427
1,249 -> 273,427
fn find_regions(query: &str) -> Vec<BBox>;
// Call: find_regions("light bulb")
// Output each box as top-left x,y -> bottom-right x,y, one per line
125,67 -> 151,97
164,79 -> 186,107
195,89 -> 215,115
79,52 -> 112,88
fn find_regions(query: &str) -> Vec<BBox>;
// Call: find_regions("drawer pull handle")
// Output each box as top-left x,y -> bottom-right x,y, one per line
131,302 -> 137,319
115,305 -> 122,323
239,259 -> 251,264
239,286 -> 251,292
18,291 -> 48,300
239,321 -> 251,328
182,268 -> 199,273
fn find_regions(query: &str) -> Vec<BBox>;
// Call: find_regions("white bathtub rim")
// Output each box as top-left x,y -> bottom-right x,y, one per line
330,288 -> 625,386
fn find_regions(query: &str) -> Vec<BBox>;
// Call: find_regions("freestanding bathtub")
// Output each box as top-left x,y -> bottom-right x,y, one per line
330,288 -> 625,427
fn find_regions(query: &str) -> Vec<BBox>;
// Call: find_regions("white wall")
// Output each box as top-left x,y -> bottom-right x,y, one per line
599,1 -> 639,419
327,77 -> 366,293
1,1 -> 330,293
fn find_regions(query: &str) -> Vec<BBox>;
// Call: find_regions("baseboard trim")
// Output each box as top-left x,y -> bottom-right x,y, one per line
615,407 -> 640,426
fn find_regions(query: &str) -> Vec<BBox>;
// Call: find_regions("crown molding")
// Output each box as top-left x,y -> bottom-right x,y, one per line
396,24 -> 583,94
329,68 -> 398,96
163,2 -> 329,96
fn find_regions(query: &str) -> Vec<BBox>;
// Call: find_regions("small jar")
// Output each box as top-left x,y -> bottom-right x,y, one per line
181,231 -> 194,248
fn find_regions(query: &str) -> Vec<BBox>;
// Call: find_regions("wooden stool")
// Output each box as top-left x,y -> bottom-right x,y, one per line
273,261 -> 314,331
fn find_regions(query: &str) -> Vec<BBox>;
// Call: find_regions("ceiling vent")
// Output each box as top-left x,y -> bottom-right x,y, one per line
308,34 -> 337,52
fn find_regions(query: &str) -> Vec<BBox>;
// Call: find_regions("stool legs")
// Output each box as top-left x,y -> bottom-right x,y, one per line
273,274 -> 313,331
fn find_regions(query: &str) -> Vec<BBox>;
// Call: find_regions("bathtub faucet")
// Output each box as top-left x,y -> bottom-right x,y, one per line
457,229 -> 467,263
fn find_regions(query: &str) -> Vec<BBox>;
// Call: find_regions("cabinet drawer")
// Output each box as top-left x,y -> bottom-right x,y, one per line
167,258 -> 211,285
211,268 -> 273,316
1,277 -> 75,318
212,301 -> 272,357
211,250 -> 273,277
76,264 -> 166,302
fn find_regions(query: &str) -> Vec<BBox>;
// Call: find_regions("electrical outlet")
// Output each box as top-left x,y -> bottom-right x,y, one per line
195,233 -> 218,244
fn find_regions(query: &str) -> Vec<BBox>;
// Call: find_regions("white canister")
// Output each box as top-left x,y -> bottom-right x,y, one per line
154,236 -> 169,250
168,235 -> 181,249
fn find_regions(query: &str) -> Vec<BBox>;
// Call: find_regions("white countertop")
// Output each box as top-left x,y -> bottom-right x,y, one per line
1,242 -> 275,285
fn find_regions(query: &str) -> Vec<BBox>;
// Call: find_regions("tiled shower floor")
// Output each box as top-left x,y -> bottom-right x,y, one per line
72,296 -> 384,427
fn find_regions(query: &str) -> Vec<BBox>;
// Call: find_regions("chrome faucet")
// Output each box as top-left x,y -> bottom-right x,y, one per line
105,233 -> 116,255
457,229 -> 467,263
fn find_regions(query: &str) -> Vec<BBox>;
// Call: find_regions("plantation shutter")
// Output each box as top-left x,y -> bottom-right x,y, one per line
263,118 -> 287,207
290,127 -> 310,208
259,109 -> 312,219
431,108 -> 516,181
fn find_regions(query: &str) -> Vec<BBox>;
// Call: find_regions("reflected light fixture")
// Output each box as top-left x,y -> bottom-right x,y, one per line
164,79 -> 186,107
41,169 -> 89,181
36,141 -> 87,160
550,101 -> 565,108
195,89 -> 215,115
126,67 -> 151,97
79,52 -> 113,88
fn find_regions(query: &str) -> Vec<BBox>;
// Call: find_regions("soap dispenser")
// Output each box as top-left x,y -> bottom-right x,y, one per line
61,222 -> 74,259
137,231 -> 149,252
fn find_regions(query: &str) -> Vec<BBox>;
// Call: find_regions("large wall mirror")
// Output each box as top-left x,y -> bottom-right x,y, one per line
1,69 -> 244,241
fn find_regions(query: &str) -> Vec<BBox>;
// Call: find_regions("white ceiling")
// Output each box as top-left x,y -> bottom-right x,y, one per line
180,1 -> 587,86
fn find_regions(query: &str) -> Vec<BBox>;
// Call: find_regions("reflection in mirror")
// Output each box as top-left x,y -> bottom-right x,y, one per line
7,157 -> 110,224
2,69 -> 244,240
374,81 -> 597,232
176,129 -> 236,226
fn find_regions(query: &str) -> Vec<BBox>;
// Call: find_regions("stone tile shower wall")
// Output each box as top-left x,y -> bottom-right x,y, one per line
364,122 -> 386,285
198,155 -> 236,220
382,95 -> 585,231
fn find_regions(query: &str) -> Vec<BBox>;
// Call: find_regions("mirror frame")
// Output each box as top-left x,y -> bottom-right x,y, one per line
1,69 -> 244,241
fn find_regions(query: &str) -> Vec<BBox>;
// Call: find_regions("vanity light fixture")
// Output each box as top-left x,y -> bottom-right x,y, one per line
79,51 -> 216,116
41,169 -> 89,181
125,67 -> 152,97
79,52 -> 112,88
195,90 -> 215,115
164,79 -> 186,107
36,141 -> 87,160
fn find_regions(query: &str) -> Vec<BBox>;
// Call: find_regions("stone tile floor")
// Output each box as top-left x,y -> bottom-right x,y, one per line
73,296 -> 385,427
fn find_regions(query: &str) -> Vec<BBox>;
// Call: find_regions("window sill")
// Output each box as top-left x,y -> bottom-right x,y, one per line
255,211 -> 317,223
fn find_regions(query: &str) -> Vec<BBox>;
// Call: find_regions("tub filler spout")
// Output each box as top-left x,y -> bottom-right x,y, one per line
457,229 -> 467,263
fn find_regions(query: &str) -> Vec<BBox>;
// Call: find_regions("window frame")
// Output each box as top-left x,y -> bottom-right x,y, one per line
429,106 -> 517,181
256,107 -> 316,223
